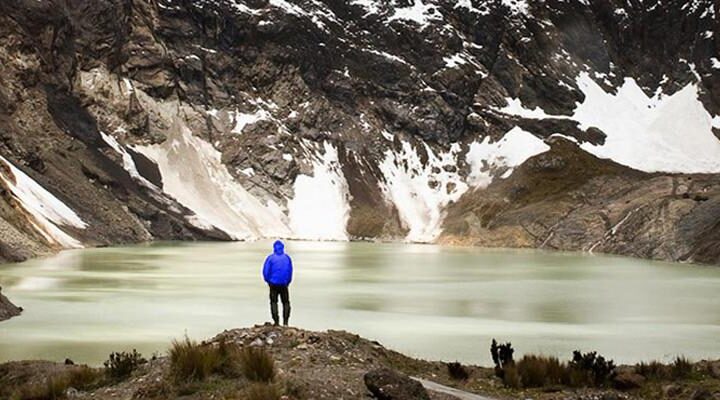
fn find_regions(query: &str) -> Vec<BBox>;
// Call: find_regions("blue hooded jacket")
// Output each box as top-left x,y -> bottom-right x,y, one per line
263,240 -> 293,286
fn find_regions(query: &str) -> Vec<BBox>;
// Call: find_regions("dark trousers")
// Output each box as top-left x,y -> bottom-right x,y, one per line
269,284 -> 290,326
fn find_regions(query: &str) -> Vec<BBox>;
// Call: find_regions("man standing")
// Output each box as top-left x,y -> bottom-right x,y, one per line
262,240 -> 293,326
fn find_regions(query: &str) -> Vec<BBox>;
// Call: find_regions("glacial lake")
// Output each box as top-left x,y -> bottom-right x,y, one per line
1,241 -> 719,366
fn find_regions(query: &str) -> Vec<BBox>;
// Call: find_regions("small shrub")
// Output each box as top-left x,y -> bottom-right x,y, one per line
104,350 -> 146,380
569,351 -> 615,386
245,383 -> 281,400
636,361 -> 669,380
490,339 -> 515,369
671,356 -> 693,379
169,337 -> 220,382
516,355 -> 567,388
447,361 -> 469,380
240,347 -> 276,383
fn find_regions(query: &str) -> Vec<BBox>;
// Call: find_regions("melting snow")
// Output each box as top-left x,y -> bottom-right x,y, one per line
287,142 -> 350,241
0,155 -> 87,248
492,73 -> 720,173
465,127 -> 550,187
379,141 -> 468,243
136,121 -> 291,239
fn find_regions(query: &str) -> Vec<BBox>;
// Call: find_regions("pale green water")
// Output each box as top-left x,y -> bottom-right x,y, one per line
1,241 -> 719,366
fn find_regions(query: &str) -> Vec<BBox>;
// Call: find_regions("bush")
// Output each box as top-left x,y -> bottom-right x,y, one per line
569,351 -> 615,386
245,383 -> 281,400
671,356 -> 693,379
240,347 -> 276,383
516,355 -> 567,388
490,339 -> 514,370
446,361 -> 469,380
104,350 -> 146,380
169,337 -> 221,382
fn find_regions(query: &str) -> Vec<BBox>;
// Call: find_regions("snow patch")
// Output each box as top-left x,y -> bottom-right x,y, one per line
573,73 -> 720,173
387,0 -> 442,29
466,127 -> 550,187
100,131 -> 157,188
287,142 -> 350,241
501,0 -> 529,15
379,141 -> 468,242
135,121 -> 291,239
231,108 -> 271,134
492,98 -> 559,119
350,0 -> 380,15
0,156 -> 87,248
490,73 -> 720,173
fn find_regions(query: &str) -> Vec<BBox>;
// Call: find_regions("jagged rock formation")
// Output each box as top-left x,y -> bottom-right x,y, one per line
0,0 -> 718,263
0,288 -> 21,321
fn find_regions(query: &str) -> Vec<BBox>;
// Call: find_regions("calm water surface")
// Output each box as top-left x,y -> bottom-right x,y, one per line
1,241 -> 719,366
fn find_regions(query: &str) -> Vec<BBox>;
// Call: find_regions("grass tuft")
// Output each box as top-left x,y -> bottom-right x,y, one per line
239,347 -> 276,383
169,336 -> 221,382
516,355 -> 566,388
671,356 -> 693,379
636,360 -> 669,380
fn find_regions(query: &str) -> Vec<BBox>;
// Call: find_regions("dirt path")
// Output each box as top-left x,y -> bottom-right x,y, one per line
415,377 -> 500,400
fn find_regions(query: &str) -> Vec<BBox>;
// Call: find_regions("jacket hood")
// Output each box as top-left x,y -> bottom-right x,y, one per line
273,240 -> 285,255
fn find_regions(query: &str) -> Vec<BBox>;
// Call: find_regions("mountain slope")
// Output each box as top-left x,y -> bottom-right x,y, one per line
0,0 -> 718,263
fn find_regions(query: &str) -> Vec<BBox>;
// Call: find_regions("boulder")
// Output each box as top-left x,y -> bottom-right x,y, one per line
663,384 -> 682,398
689,388 -> 713,400
612,371 -> 646,390
363,368 -> 430,400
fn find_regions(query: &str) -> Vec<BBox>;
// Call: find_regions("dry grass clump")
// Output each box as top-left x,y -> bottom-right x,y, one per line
636,360 -> 670,380
169,337 -> 235,382
671,356 -> 693,379
239,347 -> 276,383
636,356 -> 693,380
11,366 -> 102,400
169,337 -> 275,385
515,355 -> 566,388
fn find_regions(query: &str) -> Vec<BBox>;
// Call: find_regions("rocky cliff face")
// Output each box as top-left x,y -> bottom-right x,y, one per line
0,0 -> 718,264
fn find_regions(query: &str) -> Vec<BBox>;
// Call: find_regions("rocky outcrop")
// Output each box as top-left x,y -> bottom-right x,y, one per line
364,368 -> 431,400
441,139 -> 720,265
0,0 -> 717,263
0,288 -> 21,322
